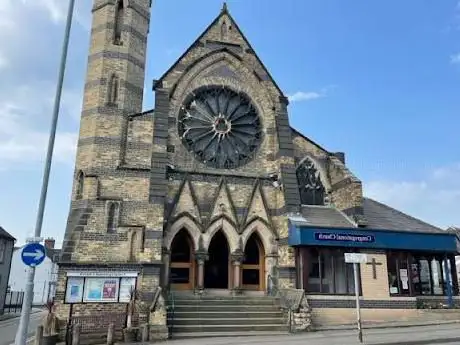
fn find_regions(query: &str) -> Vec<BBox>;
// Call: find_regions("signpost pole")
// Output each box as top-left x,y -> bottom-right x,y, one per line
14,1 -> 75,345
353,262 -> 363,343
345,253 -> 366,344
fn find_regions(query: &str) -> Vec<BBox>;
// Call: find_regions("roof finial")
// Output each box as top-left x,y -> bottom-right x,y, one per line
221,2 -> 228,13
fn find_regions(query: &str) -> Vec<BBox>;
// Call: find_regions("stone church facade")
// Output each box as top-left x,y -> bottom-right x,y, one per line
55,0 -> 460,339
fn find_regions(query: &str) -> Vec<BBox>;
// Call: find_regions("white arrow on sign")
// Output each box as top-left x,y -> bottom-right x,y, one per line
23,249 -> 45,261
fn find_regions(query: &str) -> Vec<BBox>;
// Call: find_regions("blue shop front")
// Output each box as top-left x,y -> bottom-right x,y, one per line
288,214 -> 460,301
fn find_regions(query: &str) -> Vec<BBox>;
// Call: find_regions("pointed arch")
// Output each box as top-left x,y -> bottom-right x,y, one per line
203,217 -> 238,254
108,73 -> 120,104
130,230 -> 141,261
170,49 -> 274,117
76,170 -> 84,199
296,156 -> 328,205
220,20 -> 228,40
164,215 -> 201,252
107,202 -> 119,233
241,218 -> 277,256
113,0 -> 125,45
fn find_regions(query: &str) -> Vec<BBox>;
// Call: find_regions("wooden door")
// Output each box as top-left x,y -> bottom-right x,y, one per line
241,234 -> 265,291
170,231 -> 195,290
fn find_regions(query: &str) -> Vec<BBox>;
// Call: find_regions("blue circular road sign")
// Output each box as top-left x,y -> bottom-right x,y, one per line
21,242 -> 46,267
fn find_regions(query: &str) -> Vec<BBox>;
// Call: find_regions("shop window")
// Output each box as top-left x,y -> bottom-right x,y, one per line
387,252 -> 458,296
306,248 -> 358,295
387,252 -> 411,295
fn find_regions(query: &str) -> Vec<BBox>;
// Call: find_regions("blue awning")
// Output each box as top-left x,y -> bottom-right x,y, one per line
288,218 -> 459,253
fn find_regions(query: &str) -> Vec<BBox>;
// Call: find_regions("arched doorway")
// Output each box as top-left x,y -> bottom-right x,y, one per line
242,232 -> 265,291
204,231 -> 229,289
170,229 -> 195,290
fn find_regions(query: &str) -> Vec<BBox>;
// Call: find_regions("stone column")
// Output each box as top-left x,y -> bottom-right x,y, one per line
231,251 -> 244,295
265,253 -> 279,295
195,252 -> 208,293
161,248 -> 170,288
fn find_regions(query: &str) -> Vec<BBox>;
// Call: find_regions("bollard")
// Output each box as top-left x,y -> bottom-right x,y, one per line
72,324 -> 80,345
107,323 -> 114,345
141,324 -> 149,342
34,325 -> 44,345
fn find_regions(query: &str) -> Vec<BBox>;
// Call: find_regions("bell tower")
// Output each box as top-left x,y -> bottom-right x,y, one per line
75,0 -> 151,175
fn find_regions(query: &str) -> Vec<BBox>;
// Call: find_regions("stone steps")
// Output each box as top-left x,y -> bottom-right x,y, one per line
169,311 -> 284,318
171,317 -> 285,326
170,331 -> 288,339
168,293 -> 288,339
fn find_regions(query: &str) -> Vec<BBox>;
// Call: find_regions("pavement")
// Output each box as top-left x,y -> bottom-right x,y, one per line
160,324 -> 460,345
0,310 -> 46,345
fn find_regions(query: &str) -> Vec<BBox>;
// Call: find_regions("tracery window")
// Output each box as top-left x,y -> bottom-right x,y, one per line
296,158 -> 325,205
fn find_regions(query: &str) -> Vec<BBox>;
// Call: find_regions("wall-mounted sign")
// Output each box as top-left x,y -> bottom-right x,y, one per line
344,253 -> 368,264
65,277 -> 84,303
315,232 -> 375,243
64,271 -> 139,304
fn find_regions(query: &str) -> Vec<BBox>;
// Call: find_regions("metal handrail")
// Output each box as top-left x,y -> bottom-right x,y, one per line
267,274 -> 294,333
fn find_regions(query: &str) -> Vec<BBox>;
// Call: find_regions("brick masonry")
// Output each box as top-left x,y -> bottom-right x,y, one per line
56,2 -> 421,335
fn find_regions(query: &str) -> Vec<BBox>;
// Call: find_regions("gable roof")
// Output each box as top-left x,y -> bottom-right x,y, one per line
156,4 -> 285,98
0,226 -> 15,241
362,198 -> 445,234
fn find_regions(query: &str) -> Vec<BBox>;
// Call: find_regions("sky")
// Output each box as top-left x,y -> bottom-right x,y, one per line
0,0 -> 460,247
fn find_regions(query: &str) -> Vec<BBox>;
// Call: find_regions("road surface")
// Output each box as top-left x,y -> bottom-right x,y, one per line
0,311 -> 45,345
164,323 -> 460,345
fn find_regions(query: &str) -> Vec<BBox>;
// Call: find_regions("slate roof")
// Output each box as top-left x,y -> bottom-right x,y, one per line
362,198 -> 445,234
0,226 -> 16,241
298,205 -> 356,228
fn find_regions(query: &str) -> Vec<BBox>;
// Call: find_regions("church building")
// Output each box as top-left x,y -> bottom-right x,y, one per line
55,0 -> 460,340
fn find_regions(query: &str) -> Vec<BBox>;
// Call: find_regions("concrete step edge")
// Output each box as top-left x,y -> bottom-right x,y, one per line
170,331 -> 289,339
170,322 -> 287,328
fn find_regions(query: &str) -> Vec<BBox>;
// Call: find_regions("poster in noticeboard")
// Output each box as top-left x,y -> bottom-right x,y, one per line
83,278 -> 119,302
119,277 -> 136,303
65,277 -> 84,303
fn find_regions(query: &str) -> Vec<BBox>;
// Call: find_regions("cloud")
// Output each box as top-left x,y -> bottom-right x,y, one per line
288,91 -> 324,102
0,83 -> 80,171
364,163 -> 460,229
288,85 -> 336,103
0,0 -> 90,171
451,53 -> 460,64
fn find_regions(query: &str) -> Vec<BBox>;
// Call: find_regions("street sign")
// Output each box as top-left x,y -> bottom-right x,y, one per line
21,243 -> 46,267
344,253 -> 368,264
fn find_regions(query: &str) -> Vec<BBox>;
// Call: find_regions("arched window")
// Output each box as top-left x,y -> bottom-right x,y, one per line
76,171 -> 84,199
296,158 -> 325,205
108,74 -> 119,105
107,203 -> 119,233
220,21 -> 228,40
113,0 -> 124,45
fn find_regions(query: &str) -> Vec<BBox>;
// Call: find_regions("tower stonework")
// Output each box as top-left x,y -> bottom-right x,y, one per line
55,0 -> 168,340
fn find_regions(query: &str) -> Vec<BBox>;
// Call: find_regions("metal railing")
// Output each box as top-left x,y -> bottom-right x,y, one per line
267,274 -> 295,333
4,291 -> 24,313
